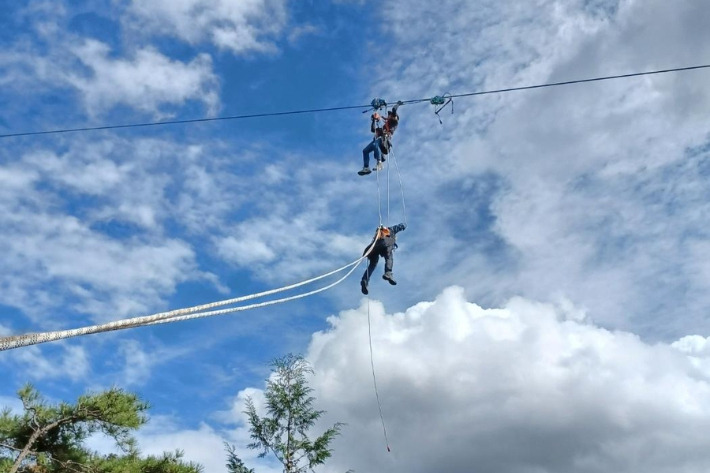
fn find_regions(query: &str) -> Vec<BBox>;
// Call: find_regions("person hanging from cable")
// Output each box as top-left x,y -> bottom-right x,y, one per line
358,101 -> 403,176
360,223 -> 407,294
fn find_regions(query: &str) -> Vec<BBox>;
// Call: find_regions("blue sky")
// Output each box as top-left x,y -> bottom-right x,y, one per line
4,1 -> 710,472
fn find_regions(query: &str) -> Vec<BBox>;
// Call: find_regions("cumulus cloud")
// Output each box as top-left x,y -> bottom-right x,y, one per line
127,0 -> 289,55
296,286 -> 710,473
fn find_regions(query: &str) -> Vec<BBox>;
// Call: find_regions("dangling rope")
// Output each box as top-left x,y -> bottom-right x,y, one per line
375,158 -> 383,226
367,297 -> 391,452
386,156 -> 391,226
430,93 -> 454,124
390,146 -> 408,226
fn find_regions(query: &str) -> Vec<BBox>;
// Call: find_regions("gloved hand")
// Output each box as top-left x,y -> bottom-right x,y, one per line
397,100 -> 403,105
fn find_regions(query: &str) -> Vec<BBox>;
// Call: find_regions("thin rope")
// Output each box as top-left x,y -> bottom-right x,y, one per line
367,297 -> 391,452
391,147 -> 408,227
0,238 -> 381,351
3,64 -> 710,139
387,155 -> 391,227
376,158 -> 383,226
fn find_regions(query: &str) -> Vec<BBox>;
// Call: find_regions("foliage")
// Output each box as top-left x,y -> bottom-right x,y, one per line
0,384 -> 201,473
225,442 -> 254,473
227,354 -> 343,473
89,449 -> 203,473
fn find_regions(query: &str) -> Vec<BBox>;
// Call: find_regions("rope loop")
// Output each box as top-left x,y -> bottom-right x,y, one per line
431,93 -> 454,124
371,98 -> 387,110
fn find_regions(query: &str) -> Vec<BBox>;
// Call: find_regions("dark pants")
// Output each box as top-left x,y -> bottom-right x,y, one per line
363,138 -> 382,167
362,241 -> 393,282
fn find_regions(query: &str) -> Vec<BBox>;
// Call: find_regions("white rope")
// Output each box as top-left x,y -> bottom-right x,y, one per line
376,157 -> 383,226
142,255 -> 365,327
387,154 -> 391,226
390,146 -> 408,227
0,237 -> 382,352
367,297 -> 391,452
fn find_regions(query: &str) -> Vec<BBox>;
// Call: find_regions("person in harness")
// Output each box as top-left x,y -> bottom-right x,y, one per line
358,101 -> 402,176
360,223 -> 407,294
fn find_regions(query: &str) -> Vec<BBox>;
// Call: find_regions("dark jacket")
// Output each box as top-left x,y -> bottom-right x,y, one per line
364,223 -> 407,255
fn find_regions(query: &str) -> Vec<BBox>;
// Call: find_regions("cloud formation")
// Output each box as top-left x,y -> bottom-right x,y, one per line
299,287 -> 710,473
0,7 -> 219,118
127,0 -> 289,55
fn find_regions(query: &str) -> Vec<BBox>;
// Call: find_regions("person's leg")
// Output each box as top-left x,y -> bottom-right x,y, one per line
382,247 -> 396,285
362,140 -> 378,168
361,254 -> 379,294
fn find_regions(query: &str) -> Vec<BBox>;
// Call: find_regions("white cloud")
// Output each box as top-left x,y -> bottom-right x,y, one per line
66,40 -> 219,117
218,237 -> 277,266
0,7 -> 219,118
0,137 -> 226,323
135,416 -> 281,473
127,0 -> 289,55
1,344 -> 90,382
298,286 -> 710,473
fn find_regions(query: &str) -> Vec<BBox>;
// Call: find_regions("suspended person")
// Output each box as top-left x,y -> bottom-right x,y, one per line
358,101 -> 403,176
360,223 -> 407,294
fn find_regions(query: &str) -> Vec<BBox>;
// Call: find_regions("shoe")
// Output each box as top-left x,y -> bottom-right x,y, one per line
358,167 -> 372,176
361,279 -> 369,295
382,272 -> 397,285
373,161 -> 384,172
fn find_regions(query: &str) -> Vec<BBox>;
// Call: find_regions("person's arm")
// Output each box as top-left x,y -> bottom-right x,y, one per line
392,100 -> 403,116
371,113 -> 380,133
390,223 -> 407,234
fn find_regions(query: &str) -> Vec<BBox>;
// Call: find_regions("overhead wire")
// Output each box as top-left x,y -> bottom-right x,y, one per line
1,63 -> 710,139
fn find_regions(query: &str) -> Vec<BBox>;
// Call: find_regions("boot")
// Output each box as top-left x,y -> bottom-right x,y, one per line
361,279 -> 369,295
358,167 -> 372,176
382,272 -> 397,285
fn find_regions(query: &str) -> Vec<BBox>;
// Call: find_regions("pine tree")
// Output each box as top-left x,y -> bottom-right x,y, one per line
0,384 -> 202,473
225,354 -> 343,473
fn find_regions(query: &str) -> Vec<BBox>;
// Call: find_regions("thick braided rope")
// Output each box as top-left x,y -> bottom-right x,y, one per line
142,230 -> 381,327
140,253 -> 367,327
0,236 -> 381,352
0,233 -> 382,351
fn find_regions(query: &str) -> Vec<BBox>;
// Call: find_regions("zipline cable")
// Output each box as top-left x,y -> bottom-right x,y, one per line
2,64 -> 710,139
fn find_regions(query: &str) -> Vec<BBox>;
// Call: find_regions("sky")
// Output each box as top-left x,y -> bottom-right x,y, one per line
2,0 -> 710,472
